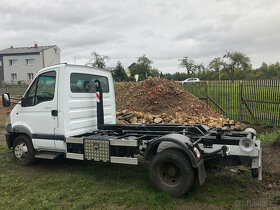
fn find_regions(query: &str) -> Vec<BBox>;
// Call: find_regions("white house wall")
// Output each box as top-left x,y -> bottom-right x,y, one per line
2,46 -> 60,83
42,47 -> 60,68
3,54 -> 43,83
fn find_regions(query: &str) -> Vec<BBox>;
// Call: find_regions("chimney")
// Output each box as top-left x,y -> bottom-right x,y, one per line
34,43 -> 38,48
10,46 -> 13,48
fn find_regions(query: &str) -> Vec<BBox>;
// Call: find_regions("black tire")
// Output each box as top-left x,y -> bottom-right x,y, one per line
148,148 -> 195,197
12,135 -> 35,166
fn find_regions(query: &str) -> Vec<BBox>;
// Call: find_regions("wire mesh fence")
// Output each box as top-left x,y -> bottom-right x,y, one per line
183,80 -> 280,125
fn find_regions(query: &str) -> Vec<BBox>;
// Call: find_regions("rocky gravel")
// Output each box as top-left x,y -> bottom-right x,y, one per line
116,110 -> 247,129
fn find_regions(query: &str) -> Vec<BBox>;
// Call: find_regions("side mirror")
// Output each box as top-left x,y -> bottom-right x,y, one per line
2,93 -> 11,107
21,97 -> 27,107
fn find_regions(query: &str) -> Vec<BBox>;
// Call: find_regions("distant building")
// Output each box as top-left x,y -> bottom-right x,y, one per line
0,44 -> 60,83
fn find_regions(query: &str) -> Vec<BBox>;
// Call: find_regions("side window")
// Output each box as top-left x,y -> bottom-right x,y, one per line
70,73 -> 109,93
25,71 -> 56,106
26,78 -> 37,106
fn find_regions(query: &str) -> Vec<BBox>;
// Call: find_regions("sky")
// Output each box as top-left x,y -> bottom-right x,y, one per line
0,0 -> 279,73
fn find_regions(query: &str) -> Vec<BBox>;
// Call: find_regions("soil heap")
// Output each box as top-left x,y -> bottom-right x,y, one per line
115,78 -> 222,118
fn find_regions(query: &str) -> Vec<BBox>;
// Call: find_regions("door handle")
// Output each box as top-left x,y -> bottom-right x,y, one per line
51,110 -> 58,116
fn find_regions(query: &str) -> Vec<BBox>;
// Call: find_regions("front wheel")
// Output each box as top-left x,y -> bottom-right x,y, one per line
13,135 -> 35,166
148,148 -> 195,197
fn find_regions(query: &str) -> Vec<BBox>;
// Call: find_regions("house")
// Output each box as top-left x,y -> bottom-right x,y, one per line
0,44 -> 60,83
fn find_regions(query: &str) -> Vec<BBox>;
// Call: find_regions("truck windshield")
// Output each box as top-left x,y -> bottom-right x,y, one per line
70,73 -> 109,93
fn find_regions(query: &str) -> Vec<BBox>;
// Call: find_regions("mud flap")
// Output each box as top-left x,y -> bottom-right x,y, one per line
197,159 -> 206,185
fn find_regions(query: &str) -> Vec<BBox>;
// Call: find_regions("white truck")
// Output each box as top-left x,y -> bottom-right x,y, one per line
2,64 -> 262,197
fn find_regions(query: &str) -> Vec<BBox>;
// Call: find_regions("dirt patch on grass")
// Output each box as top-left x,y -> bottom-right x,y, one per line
262,140 -> 280,184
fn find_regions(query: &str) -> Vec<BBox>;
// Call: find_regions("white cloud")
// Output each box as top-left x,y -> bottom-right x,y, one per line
0,0 -> 280,73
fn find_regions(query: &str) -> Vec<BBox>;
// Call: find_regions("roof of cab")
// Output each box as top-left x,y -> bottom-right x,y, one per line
37,63 -> 112,75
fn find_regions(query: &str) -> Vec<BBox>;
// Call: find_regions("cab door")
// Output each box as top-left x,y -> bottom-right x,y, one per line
21,70 -> 58,150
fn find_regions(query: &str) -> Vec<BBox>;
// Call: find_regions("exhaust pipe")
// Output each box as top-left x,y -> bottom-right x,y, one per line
95,80 -> 104,129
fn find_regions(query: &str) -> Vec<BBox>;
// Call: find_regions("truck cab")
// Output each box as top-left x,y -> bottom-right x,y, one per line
7,64 -> 116,152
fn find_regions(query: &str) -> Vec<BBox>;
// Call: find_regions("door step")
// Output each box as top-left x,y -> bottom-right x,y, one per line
34,152 -> 61,160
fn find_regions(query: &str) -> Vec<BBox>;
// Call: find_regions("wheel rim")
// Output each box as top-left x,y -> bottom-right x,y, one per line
14,143 -> 28,159
158,161 -> 182,186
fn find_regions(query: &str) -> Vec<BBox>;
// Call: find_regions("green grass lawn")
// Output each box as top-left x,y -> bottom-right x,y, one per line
0,143 -> 263,210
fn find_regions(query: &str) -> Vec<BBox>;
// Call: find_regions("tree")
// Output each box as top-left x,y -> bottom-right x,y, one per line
137,54 -> 153,67
87,51 -> 109,69
178,57 -> 195,77
150,68 -> 160,78
160,71 -> 163,78
195,63 -> 205,73
128,55 -> 156,80
222,51 -> 251,82
208,57 -> 223,80
136,54 -> 153,80
112,61 -> 128,82
254,62 -> 280,80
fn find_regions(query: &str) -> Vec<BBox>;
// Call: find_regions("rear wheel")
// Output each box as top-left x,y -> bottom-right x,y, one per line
148,149 -> 195,197
13,135 -> 35,166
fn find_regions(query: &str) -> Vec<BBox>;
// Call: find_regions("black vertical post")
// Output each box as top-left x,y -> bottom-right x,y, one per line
205,81 -> 208,106
239,81 -> 243,122
95,80 -> 104,129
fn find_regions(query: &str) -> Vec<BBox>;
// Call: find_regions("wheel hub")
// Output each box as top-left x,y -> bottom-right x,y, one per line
167,167 -> 176,177
14,143 -> 28,159
159,161 -> 182,186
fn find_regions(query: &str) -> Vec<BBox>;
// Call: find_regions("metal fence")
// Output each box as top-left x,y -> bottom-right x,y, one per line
183,80 -> 280,125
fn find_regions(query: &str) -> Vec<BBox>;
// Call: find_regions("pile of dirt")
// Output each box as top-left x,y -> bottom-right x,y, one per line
115,78 -> 222,119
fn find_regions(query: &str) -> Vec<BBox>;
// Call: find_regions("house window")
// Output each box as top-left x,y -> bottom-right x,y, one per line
27,73 -> 34,81
26,59 -> 35,65
9,59 -> 18,66
54,48 -> 57,54
11,73 -> 17,81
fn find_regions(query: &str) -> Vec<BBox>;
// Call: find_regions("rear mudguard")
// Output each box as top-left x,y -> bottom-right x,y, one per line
144,134 -> 206,185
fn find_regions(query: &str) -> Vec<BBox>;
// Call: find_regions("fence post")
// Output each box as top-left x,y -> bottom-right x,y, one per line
205,81 -> 208,106
239,81 -> 243,122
